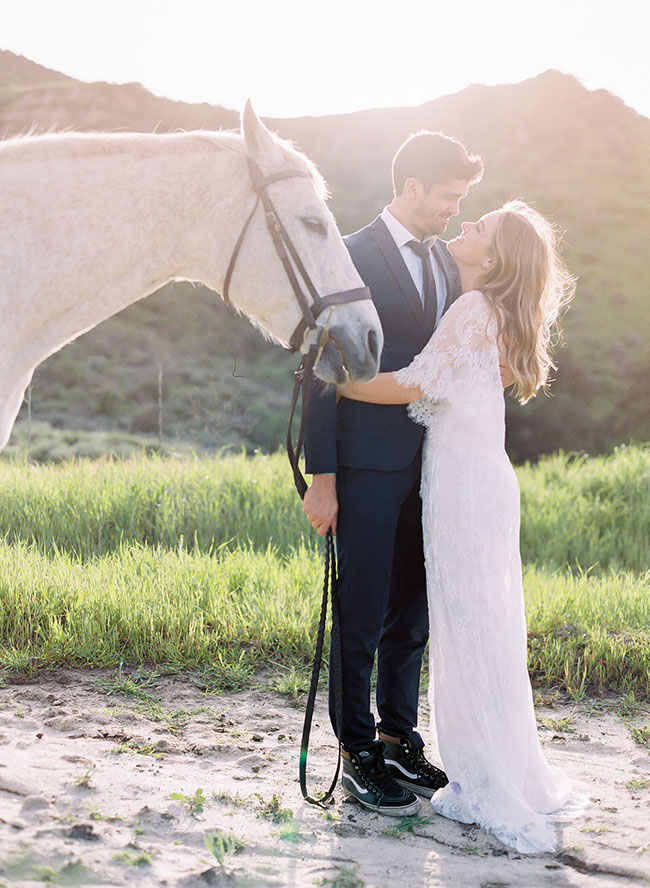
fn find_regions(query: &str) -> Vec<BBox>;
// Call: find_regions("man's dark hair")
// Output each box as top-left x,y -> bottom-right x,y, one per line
392,130 -> 484,195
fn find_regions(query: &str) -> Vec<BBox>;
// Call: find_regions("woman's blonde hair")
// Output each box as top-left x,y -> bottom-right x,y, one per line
474,200 -> 576,404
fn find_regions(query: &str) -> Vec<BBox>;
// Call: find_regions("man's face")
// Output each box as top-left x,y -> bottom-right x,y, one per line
412,178 -> 471,238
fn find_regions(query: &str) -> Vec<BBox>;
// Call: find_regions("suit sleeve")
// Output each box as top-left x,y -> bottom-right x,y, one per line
302,232 -> 369,475
303,380 -> 338,474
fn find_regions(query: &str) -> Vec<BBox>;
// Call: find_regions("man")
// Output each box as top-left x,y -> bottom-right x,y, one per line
303,130 -> 484,816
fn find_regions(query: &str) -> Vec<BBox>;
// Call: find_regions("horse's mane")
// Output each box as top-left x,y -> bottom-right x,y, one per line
0,127 -> 328,198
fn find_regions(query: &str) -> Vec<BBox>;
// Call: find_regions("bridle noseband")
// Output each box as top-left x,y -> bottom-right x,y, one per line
222,156 -> 372,355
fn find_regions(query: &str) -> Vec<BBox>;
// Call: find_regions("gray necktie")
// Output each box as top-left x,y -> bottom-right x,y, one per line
408,239 -> 438,328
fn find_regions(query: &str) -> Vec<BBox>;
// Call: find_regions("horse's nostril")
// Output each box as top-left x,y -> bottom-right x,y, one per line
367,329 -> 379,362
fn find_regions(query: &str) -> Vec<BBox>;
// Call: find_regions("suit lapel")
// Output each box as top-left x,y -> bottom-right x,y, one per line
367,217 -> 425,327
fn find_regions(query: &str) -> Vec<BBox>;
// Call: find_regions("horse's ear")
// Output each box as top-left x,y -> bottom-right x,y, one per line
242,100 -> 283,169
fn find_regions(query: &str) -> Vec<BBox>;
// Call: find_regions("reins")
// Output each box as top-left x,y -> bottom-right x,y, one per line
223,151 -> 364,807
286,350 -> 343,809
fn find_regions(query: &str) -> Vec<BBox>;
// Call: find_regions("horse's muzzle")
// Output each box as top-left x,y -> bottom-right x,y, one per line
314,324 -> 381,385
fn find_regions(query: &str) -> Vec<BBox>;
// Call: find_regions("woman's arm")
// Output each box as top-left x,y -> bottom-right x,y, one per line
338,372 -> 422,405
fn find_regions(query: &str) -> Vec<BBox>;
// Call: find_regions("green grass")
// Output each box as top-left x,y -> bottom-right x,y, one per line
524,567 -> 650,696
0,444 -> 647,570
0,445 -> 647,695
0,539 -> 647,696
0,540 -> 321,670
0,451 -> 310,560
519,445 -> 650,573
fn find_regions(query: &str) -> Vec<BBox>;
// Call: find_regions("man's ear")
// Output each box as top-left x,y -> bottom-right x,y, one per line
404,177 -> 423,199
241,99 -> 284,171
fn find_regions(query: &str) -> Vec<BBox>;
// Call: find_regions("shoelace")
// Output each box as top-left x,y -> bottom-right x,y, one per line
404,743 -> 446,780
355,754 -> 399,795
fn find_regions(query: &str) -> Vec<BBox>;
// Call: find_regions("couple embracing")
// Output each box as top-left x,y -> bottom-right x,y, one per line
302,131 -> 581,854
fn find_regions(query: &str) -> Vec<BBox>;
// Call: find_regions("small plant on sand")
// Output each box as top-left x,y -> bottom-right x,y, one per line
112,740 -> 163,757
629,724 -> 650,750
381,814 -> 433,839
75,766 -> 95,789
625,777 -> 649,791
618,690 -> 646,719
273,822 -> 303,843
269,664 -> 311,702
170,788 -> 207,815
84,805 -> 122,823
213,790 -> 248,807
533,690 -> 560,708
112,849 -> 152,866
536,715 -> 575,733
254,792 -> 293,823
204,831 -> 245,867
97,664 -> 160,702
319,808 -> 340,822
316,865 -> 364,888
192,653 -> 255,694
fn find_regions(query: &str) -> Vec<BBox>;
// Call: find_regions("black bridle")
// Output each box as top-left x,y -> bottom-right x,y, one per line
223,155 -> 365,807
222,155 -> 372,355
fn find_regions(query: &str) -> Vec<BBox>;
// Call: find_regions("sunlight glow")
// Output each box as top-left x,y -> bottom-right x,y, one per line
0,0 -> 648,118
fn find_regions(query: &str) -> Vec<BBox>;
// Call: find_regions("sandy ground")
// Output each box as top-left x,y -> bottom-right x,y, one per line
0,669 -> 648,888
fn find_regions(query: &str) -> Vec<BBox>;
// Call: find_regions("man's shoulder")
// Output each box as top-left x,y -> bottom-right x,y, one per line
344,215 -> 385,250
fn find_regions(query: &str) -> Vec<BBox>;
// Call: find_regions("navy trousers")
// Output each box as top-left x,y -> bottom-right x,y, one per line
329,451 -> 429,752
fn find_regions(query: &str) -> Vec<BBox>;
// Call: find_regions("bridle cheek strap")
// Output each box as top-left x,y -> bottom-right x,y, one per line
221,156 -> 372,354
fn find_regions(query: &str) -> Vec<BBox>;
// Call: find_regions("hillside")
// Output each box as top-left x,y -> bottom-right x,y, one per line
1,51 -> 648,460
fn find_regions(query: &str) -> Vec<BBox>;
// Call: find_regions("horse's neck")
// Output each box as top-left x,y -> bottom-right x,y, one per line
0,133 -> 243,371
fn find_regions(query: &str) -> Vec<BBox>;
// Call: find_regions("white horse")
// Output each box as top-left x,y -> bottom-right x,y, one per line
0,102 -> 382,450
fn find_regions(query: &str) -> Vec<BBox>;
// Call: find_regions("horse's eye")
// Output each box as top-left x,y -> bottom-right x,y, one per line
301,216 -> 327,236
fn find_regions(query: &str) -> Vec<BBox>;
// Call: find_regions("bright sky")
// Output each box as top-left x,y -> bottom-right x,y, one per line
1,0 -> 649,119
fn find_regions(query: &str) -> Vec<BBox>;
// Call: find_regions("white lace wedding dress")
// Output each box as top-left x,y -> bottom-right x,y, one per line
395,290 -> 581,854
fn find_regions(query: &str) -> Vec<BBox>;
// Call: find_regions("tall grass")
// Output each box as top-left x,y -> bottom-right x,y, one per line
0,444 -> 647,695
0,540 -> 321,670
519,444 -> 649,573
0,451 -> 309,560
0,539 -> 647,696
0,444 -> 647,572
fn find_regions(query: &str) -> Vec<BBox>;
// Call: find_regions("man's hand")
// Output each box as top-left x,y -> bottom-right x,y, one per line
303,473 -> 338,536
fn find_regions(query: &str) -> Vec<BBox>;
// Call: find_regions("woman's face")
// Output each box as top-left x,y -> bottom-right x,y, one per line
448,210 -> 502,269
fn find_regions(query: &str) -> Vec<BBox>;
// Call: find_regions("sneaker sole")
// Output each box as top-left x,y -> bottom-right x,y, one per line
342,787 -> 421,817
392,777 -> 438,799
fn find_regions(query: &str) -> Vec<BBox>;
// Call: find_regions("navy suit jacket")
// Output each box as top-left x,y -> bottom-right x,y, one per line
304,215 -> 463,474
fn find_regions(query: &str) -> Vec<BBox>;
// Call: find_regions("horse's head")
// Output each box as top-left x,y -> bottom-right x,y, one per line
222,102 -> 382,384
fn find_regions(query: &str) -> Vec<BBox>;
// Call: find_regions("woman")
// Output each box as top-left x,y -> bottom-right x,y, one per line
339,200 -> 581,854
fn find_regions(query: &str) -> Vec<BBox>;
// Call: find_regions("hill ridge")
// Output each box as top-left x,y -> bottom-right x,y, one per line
1,50 -> 648,460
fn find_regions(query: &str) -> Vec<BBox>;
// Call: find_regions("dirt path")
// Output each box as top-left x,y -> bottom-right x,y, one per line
0,669 -> 648,887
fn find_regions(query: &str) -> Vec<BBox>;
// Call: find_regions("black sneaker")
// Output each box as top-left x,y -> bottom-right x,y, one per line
342,742 -> 421,816
380,734 -> 448,798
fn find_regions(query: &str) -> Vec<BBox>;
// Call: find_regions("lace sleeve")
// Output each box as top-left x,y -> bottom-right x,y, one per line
394,291 -> 498,427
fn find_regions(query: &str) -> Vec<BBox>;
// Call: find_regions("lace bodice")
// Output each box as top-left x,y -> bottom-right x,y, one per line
395,290 -> 504,449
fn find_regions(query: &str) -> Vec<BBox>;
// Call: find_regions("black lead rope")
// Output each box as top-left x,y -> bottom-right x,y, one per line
287,352 -> 343,808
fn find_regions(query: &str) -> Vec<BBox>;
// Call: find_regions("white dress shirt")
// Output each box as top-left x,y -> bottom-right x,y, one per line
380,206 -> 447,328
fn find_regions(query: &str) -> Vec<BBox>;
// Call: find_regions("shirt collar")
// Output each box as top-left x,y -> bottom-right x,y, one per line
381,206 -> 437,250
